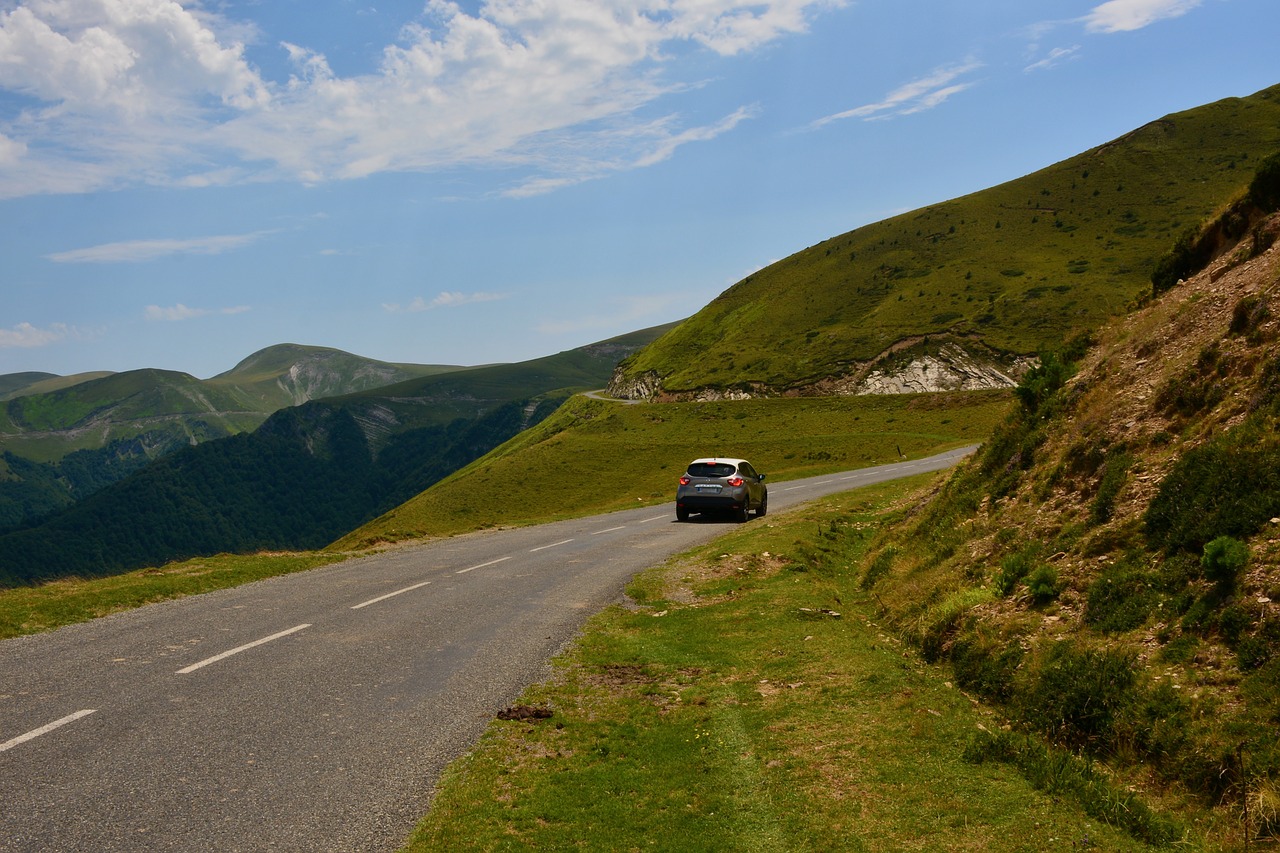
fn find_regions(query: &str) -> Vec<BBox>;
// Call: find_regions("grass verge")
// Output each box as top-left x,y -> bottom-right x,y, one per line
0,551 -> 349,639
404,475 -> 1195,851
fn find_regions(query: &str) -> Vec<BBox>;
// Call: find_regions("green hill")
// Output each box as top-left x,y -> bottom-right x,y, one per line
849,204 -> 1280,836
612,84 -> 1280,398
0,345 -> 463,529
0,325 -> 673,585
207,343 -> 469,409
0,344 -> 458,464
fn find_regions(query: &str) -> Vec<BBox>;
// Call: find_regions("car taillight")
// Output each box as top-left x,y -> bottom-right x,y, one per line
679,476 -> 691,485
727,477 -> 744,487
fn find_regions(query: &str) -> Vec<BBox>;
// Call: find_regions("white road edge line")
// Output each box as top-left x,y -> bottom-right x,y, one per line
0,710 -> 96,753
351,581 -> 432,610
456,556 -> 512,575
591,526 -> 627,535
176,624 -> 312,674
530,539 -> 574,552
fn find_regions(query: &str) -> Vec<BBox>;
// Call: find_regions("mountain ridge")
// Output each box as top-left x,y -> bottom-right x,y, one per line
610,84 -> 1280,400
0,324 -> 675,584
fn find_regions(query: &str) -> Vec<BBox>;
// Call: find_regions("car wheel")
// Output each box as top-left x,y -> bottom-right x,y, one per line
756,496 -> 768,518
735,504 -> 749,523
677,506 -> 689,522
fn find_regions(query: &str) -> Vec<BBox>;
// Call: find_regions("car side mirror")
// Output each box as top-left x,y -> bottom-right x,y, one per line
759,474 -> 766,481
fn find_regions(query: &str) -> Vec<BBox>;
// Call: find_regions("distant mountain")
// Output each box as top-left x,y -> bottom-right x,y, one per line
0,345 -> 463,528
0,324 -> 674,586
0,371 -> 113,401
1,344 -> 461,463
209,343 -> 472,409
612,83 -> 1280,399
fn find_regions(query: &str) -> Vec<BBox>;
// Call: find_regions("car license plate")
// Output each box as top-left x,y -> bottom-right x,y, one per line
696,484 -> 722,493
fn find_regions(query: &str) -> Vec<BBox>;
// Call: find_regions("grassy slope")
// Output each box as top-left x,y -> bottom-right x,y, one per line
407,479 -> 1195,851
616,84 -> 1280,393
843,218 -> 1280,843
331,389 -> 1011,549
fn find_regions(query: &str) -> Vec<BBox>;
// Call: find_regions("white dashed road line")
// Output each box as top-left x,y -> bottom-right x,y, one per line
176,624 -> 312,675
591,526 -> 627,535
455,556 -> 512,575
530,539 -> 574,552
351,581 -> 432,610
0,710 -> 96,753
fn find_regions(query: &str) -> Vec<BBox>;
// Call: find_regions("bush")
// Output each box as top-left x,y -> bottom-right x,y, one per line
1230,294 -> 1271,338
1145,440 -> 1280,553
1202,535 -> 1249,589
1026,564 -> 1063,604
1151,225 -> 1215,295
1013,352 -> 1070,415
1018,641 -> 1138,752
1089,451 -> 1131,525
1248,150 -> 1280,212
950,632 -> 1023,701
996,547 -> 1036,596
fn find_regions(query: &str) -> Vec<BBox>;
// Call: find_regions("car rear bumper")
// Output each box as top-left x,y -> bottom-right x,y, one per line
676,493 -> 748,511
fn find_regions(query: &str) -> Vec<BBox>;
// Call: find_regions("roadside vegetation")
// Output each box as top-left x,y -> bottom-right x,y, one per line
0,551 -> 349,639
836,209 -> 1280,849
405,478 -> 1197,851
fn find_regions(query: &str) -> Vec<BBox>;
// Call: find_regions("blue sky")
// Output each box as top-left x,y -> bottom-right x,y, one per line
1,0 -> 1277,378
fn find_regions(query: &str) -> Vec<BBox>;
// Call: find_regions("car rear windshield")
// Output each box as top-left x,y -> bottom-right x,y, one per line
688,462 -> 737,478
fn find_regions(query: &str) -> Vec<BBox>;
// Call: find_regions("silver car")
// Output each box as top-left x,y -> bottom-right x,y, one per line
675,457 -> 768,522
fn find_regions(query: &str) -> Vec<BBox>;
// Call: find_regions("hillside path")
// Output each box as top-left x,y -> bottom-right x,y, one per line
0,445 -> 974,852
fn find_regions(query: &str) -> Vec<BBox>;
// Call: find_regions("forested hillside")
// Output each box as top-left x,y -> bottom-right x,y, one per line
0,326 -> 671,586
0,346 -> 461,529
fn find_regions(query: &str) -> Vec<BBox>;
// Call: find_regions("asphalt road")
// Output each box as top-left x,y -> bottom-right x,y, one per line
0,445 -> 974,852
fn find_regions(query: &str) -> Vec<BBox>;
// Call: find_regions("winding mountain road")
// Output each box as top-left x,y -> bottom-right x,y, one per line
0,445 -> 974,852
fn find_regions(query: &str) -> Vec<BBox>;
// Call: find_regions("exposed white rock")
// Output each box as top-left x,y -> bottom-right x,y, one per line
854,343 -> 1026,395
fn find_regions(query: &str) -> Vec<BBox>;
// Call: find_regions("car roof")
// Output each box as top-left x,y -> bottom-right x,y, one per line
688,457 -> 749,467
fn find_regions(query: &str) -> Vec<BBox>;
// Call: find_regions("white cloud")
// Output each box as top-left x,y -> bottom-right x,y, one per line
1082,0 -> 1202,33
383,291 -> 506,313
46,231 -> 268,263
0,321 -> 71,348
0,0 -> 841,198
0,0 -> 268,110
1025,45 -> 1081,72
0,131 -> 25,164
144,303 -> 250,321
809,59 -> 983,129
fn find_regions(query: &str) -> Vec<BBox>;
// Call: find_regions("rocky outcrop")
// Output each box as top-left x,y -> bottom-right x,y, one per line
848,343 -> 1031,395
609,341 -> 1033,401
607,367 -> 664,401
